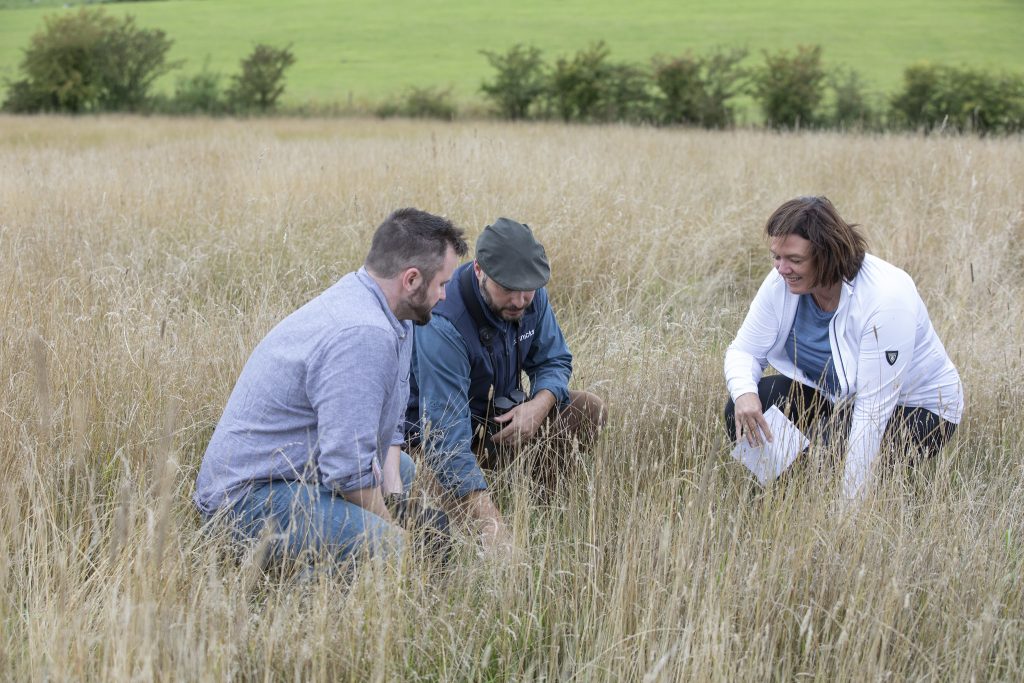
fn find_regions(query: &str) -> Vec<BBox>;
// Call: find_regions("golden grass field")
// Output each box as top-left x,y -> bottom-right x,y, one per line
1,115 -> 1023,681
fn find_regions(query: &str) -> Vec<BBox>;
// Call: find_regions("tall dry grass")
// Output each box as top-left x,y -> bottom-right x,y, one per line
1,115 -> 1022,681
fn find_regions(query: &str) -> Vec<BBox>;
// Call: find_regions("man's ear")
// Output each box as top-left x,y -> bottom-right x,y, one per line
400,266 -> 421,292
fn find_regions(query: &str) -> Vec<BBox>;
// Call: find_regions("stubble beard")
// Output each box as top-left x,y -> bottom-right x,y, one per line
407,282 -> 434,326
480,280 -> 525,322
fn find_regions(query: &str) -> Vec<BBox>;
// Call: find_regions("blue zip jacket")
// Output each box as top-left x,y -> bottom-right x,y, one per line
408,262 -> 573,496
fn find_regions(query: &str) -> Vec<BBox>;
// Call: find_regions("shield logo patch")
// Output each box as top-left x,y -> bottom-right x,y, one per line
885,350 -> 899,366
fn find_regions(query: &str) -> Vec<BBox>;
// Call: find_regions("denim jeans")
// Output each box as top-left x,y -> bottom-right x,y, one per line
223,452 -> 415,566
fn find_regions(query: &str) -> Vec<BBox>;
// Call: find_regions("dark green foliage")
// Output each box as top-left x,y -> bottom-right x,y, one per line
827,67 -> 879,130
598,61 -> 655,123
480,44 -> 546,120
97,14 -> 177,110
2,8 -> 173,113
166,60 -> 225,115
750,45 -> 827,129
545,42 -> 654,123
226,43 -> 296,113
375,86 -> 456,120
2,79 -> 53,114
652,47 -> 747,127
547,42 -> 612,122
890,63 -> 940,130
4,9 -> 114,113
890,63 -> 1024,134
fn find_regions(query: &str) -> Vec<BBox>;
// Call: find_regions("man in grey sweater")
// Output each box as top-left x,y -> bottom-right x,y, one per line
195,208 -> 467,566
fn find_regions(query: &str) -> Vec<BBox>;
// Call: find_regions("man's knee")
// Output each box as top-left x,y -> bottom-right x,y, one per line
563,389 -> 607,443
568,390 -> 607,423
233,482 -> 404,566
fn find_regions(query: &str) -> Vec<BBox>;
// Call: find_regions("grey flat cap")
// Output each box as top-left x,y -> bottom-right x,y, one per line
476,217 -> 550,291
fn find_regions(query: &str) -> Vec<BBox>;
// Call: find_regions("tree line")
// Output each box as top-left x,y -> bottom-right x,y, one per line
4,8 -> 1023,135
472,42 -> 1024,134
2,9 -> 295,115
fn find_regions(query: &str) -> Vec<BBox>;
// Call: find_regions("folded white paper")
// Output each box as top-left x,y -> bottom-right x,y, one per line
730,405 -> 810,486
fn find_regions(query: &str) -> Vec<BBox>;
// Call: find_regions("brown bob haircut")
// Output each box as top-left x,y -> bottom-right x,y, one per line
765,196 -> 867,287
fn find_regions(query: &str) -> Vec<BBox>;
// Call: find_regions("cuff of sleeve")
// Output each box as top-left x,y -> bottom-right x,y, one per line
453,470 -> 488,498
428,449 -> 489,498
391,425 -> 407,447
332,470 -> 380,493
533,381 -> 570,408
729,381 -> 759,403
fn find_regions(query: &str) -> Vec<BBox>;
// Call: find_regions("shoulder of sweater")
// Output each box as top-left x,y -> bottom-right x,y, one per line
851,255 -> 919,310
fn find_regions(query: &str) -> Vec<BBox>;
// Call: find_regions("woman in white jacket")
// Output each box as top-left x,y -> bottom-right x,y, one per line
724,196 -> 963,501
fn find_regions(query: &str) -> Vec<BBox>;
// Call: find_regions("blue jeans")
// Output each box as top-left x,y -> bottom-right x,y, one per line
224,452 -> 415,566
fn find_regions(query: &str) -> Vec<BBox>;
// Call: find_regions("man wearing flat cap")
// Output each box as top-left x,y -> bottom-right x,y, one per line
408,218 -> 606,551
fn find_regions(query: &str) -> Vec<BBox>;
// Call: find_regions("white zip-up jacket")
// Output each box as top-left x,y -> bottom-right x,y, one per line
724,254 -> 963,500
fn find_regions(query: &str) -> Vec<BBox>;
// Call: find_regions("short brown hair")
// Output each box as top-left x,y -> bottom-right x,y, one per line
765,196 -> 867,287
365,208 -> 468,281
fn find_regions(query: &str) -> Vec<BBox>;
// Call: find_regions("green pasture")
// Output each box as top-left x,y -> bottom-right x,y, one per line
1,0 -> 1022,107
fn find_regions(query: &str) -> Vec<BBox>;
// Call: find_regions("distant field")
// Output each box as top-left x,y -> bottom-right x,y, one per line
1,0 -> 1023,107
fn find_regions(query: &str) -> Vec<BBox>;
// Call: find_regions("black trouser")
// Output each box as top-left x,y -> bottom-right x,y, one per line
723,375 -> 956,463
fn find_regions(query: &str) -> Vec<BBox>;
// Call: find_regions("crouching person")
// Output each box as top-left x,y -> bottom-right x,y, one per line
194,209 -> 467,569
408,218 -> 607,553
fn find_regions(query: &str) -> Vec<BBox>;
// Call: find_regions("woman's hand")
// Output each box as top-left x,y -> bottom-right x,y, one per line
734,392 -> 774,447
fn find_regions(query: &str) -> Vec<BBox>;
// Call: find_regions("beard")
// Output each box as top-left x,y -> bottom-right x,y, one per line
479,280 -> 526,321
407,281 -> 435,326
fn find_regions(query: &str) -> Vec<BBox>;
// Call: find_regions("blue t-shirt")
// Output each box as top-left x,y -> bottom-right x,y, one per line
786,294 -> 840,395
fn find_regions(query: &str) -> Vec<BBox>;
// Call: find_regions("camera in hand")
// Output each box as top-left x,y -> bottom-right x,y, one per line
486,389 -> 528,439
492,389 -> 527,416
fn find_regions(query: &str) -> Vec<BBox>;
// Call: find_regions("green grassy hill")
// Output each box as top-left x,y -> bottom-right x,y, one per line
1,0 -> 1022,107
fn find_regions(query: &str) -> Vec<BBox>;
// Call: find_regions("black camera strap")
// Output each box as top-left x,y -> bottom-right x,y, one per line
458,265 -> 523,392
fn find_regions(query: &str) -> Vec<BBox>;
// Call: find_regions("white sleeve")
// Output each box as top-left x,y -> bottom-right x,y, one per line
725,270 -> 782,401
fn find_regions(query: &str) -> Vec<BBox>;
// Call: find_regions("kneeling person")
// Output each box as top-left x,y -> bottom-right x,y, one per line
724,196 -> 963,502
194,209 -> 467,567
409,218 -> 606,551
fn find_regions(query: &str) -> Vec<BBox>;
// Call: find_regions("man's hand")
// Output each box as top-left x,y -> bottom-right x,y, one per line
491,390 -> 556,446
341,486 -> 395,524
463,490 -> 511,554
734,392 -> 774,448
381,444 -> 403,495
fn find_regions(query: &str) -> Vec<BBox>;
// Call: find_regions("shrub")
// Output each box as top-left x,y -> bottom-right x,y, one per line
480,44 -> 547,120
2,79 -> 53,114
547,42 -> 610,122
97,14 -> 177,110
375,86 -> 456,120
890,63 -> 1024,134
166,60 -> 225,115
2,8 -> 174,113
546,41 -> 654,123
827,67 -> 879,130
226,43 -> 295,114
584,61 -> 654,123
652,47 -> 747,128
750,45 -> 826,129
